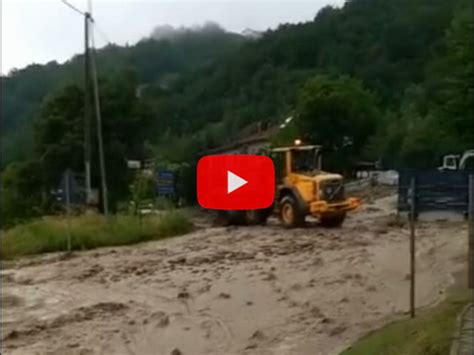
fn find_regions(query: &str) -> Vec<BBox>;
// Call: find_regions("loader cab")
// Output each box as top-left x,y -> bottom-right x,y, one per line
270,145 -> 322,179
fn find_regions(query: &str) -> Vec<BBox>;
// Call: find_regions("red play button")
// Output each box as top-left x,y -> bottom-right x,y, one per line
197,154 -> 275,210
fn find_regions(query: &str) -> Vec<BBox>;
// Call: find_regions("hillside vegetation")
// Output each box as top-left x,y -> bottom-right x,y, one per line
1,0 -> 473,225
1,23 -> 245,167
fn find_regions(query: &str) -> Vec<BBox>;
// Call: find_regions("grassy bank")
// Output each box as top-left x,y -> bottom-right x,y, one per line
342,292 -> 471,355
1,211 -> 192,259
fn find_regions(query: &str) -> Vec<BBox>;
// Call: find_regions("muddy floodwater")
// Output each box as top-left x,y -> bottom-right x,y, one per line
1,196 -> 468,355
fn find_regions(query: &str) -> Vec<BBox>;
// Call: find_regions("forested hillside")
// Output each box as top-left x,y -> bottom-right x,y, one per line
1,23 -> 245,167
1,0 -> 473,224
151,0 -> 472,167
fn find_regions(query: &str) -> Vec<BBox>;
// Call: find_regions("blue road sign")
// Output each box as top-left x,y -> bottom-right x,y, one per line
53,170 -> 85,205
156,170 -> 176,196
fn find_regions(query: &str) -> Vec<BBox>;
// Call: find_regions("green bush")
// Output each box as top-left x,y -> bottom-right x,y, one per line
154,196 -> 175,210
154,210 -> 192,236
0,211 -> 192,259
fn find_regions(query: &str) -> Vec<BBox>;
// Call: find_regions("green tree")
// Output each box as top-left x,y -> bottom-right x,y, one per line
0,160 -> 43,226
371,1 -> 474,169
437,0 -> 474,150
34,85 -> 85,188
294,74 -> 378,171
34,71 -> 153,210
130,173 -> 156,215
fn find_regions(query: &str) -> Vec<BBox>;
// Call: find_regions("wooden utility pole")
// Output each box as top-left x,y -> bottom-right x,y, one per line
84,12 -> 92,204
469,175 -> 474,289
90,23 -> 109,216
61,0 -> 108,215
409,177 -> 416,318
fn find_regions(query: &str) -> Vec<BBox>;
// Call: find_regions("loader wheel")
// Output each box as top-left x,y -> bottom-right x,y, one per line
320,213 -> 346,228
244,209 -> 269,225
279,196 -> 304,228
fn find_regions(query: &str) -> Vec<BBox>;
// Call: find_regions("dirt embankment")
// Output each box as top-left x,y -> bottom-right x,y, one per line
1,196 -> 468,355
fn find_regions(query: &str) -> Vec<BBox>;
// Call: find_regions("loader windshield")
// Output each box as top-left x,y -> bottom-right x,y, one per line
292,148 -> 320,174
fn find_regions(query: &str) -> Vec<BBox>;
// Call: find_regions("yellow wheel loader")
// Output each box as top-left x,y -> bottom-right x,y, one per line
270,144 -> 359,228
217,144 -> 360,228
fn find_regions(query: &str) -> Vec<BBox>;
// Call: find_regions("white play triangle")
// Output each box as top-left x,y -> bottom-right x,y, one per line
227,170 -> 248,194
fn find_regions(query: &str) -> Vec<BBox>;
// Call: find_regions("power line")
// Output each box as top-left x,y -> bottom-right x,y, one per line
92,21 -> 113,46
61,0 -> 85,16
60,0 -> 113,46
85,0 -> 112,46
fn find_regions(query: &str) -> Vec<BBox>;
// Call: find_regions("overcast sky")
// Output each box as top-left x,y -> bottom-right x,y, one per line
2,0 -> 344,75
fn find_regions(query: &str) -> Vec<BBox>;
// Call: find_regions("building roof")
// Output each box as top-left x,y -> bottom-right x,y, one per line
203,122 -> 279,155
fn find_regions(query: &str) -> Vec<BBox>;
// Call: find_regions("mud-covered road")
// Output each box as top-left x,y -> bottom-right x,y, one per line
1,196 -> 468,355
